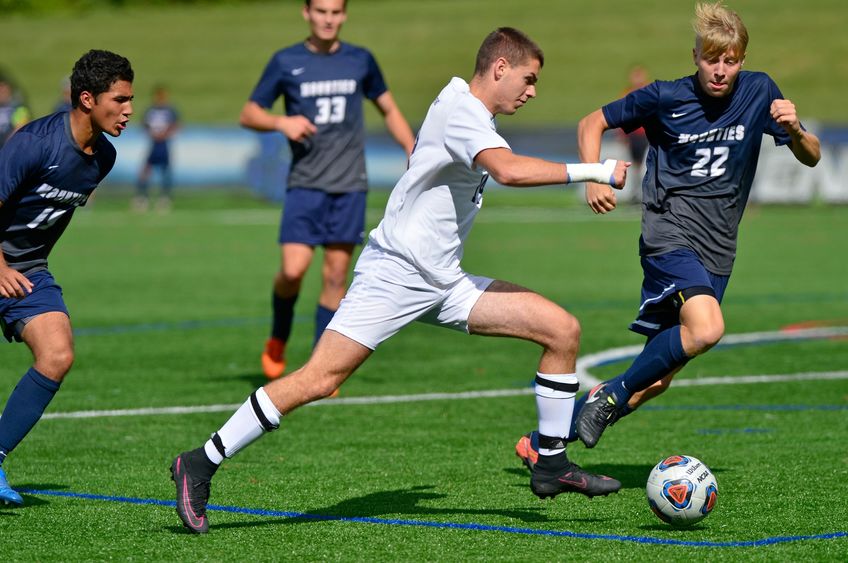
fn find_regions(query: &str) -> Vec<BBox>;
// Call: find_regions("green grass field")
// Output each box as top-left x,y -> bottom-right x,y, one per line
1,0 -> 846,125
0,191 -> 846,560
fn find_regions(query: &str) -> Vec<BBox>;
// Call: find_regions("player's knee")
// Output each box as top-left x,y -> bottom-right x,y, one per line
275,270 -> 304,293
323,270 -> 348,293
36,346 -> 74,381
688,323 -> 724,355
548,312 -> 581,354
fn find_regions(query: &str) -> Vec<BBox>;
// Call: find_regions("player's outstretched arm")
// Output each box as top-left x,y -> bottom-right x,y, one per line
373,91 -> 415,157
771,99 -> 821,167
474,148 -> 627,189
239,101 -> 317,142
578,109 -> 619,214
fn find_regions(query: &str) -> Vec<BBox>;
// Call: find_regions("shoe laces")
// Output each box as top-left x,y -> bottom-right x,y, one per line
189,479 -> 211,516
594,393 -> 619,422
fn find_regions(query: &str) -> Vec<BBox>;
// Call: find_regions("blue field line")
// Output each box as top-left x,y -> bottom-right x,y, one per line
14,488 -> 847,548
642,404 -> 847,412
72,317 -> 268,336
639,405 -> 848,412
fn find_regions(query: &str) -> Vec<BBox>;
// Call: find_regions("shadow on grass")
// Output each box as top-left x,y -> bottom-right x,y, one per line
638,522 -> 710,532
228,372 -> 270,388
203,484 -> 554,533
1,483 -> 67,511
505,463 -> 652,490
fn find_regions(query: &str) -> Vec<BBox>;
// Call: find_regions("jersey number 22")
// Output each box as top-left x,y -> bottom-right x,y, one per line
691,146 -> 729,178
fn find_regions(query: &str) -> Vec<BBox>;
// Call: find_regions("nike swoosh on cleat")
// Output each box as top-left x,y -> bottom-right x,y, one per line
181,476 -> 206,528
672,112 -> 687,118
559,476 -> 588,489
585,384 -> 604,403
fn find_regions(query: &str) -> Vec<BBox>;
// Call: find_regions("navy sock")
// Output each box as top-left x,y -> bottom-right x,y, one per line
313,304 -> 336,347
606,325 -> 689,404
0,368 -> 61,458
271,292 -> 298,341
566,391 -> 589,441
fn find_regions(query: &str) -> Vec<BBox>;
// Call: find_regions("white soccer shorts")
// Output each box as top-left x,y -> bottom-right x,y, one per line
326,245 -> 494,350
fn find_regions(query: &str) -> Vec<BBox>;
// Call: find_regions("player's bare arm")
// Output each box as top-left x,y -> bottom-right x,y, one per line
373,91 -> 415,157
0,200 -> 34,298
474,147 -> 627,189
770,99 -> 821,167
578,109 -> 620,214
239,101 -> 317,142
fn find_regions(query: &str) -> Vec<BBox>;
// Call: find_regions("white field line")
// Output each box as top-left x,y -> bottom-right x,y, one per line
575,326 -> 848,387
40,327 -> 848,420
72,207 -> 641,228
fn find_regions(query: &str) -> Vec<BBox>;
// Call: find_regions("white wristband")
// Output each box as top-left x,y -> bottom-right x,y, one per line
566,159 -> 617,185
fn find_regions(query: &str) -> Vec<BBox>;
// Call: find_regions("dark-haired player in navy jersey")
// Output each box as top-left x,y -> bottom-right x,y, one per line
241,0 -> 415,381
515,1 -> 821,465
0,50 -> 133,505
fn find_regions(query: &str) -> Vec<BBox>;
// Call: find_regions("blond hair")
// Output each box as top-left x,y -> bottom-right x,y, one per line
693,2 -> 748,59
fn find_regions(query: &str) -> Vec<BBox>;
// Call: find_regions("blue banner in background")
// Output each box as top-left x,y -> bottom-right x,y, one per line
108,125 -> 848,203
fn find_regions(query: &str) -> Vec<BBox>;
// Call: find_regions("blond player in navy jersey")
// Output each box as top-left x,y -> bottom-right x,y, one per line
0,50 -> 133,505
241,0 -> 415,381
171,27 -> 629,534
515,2 -> 821,468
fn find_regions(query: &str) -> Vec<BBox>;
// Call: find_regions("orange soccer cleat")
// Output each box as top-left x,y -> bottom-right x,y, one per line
261,337 -> 286,380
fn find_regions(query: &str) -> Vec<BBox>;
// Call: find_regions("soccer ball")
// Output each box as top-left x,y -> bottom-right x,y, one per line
646,455 -> 718,527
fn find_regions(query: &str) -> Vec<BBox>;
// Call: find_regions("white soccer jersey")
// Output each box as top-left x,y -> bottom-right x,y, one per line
368,77 -> 510,288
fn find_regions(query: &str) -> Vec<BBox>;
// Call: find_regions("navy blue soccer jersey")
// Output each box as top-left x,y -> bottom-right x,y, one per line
249,42 -> 388,193
603,71 -> 795,275
143,104 -> 179,141
0,112 -> 115,275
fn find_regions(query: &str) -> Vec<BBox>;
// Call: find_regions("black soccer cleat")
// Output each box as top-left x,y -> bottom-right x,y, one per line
171,452 -> 212,534
575,384 -> 622,449
530,455 -> 621,499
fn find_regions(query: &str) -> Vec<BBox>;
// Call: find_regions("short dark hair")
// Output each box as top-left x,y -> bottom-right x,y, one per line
70,49 -> 134,109
473,27 -> 544,76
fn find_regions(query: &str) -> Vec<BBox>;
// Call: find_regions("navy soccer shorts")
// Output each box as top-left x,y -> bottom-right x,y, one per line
147,142 -> 170,166
0,269 -> 69,342
278,187 -> 367,246
629,248 -> 730,338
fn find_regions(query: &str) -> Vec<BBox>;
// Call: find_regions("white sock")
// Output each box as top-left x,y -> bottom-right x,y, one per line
535,372 -> 578,456
203,388 -> 282,463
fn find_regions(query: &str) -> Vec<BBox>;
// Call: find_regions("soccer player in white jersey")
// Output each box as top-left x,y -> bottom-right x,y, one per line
171,27 -> 629,534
